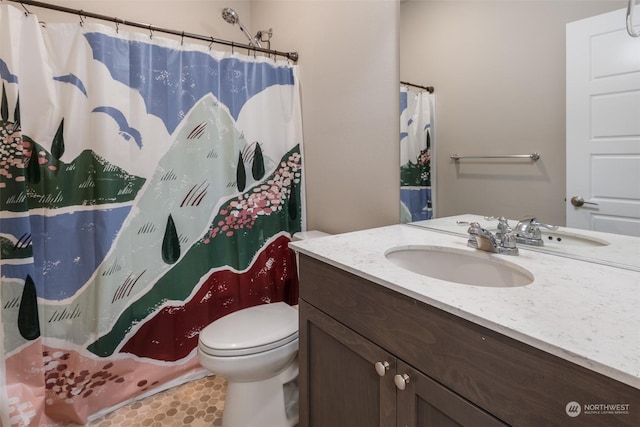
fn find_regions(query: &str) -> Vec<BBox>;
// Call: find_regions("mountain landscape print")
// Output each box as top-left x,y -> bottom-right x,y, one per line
0,4 -> 303,425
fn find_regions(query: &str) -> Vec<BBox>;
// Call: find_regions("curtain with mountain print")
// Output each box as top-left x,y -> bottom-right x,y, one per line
400,86 -> 434,222
0,5 -> 303,426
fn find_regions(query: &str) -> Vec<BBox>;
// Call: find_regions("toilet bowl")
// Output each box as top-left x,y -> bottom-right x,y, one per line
198,302 -> 300,427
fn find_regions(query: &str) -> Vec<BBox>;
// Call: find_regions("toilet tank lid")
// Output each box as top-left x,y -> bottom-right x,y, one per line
199,302 -> 298,352
292,230 -> 330,241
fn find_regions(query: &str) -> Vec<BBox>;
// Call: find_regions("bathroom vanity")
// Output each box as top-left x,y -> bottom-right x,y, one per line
290,223 -> 640,426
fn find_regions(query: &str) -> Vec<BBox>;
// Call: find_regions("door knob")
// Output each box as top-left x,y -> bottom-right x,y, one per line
394,374 -> 410,390
374,361 -> 390,377
570,196 -> 599,207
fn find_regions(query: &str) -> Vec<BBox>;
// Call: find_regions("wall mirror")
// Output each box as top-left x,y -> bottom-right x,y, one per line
400,0 -> 640,271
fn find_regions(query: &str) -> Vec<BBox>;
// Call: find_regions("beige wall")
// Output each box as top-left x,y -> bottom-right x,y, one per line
24,0 -> 400,235
252,1 -> 400,234
401,0 -> 627,226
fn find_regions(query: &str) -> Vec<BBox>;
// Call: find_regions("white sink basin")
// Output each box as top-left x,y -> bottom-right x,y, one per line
385,245 -> 534,287
538,230 -> 610,248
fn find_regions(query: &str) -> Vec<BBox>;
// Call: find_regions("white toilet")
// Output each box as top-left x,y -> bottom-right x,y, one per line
198,302 -> 299,427
197,228 -> 329,427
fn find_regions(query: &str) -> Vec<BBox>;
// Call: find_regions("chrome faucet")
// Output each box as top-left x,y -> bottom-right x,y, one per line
513,216 -> 558,247
467,222 -> 519,255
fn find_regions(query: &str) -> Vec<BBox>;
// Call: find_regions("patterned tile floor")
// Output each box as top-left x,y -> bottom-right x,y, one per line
89,375 -> 226,426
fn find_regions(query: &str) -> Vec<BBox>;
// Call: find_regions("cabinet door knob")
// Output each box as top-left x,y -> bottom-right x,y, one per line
394,373 -> 410,390
374,361 -> 390,377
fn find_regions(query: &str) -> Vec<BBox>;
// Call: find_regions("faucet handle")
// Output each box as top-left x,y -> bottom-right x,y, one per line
530,219 -> 559,231
514,216 -> 558,247
496,216 -> 511,236
515,216 -> 540,237
497,216 -> 510,227
516,216 -> 558,231
501,231 -> 518,249
498,231 -> 519,255
515,215 -> 536,228
466,222 -> 482,248
467,221 -> 480,229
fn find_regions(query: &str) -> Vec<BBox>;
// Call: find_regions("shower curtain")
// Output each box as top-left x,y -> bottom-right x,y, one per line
400,86 -> 434,222
0,4 -> 303,426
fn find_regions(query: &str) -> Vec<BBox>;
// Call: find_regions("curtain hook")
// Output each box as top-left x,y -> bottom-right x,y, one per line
231,41 -> 235,54
20,2 -> 31,16
209,36 -> 214,51
181,31 -> 184,46
149,25 -> 153,39
115,19 -> 119,34
78,11 -> 85,27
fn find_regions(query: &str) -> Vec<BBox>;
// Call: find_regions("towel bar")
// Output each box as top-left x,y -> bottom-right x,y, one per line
450,153 -> 540,161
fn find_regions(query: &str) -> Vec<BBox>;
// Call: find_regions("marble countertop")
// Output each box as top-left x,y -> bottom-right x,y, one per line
290,223 -> 640,390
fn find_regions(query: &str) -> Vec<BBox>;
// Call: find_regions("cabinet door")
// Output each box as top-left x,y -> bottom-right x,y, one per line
396,361 -> 508,427
299,300 -> 396,427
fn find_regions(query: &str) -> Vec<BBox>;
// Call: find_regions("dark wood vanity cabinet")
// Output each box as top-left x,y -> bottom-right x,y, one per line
300,300 -> 505,427
297,255 -> 640,427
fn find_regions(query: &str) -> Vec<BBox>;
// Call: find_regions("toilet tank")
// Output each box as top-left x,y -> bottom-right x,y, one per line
292,231 -> 330,277
292,231 -> 330,242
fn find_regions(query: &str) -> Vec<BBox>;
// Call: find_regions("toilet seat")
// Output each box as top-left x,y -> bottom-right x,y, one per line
199,302 -> 298,357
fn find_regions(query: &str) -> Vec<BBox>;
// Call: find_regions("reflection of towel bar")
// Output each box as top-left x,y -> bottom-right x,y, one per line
628,0 -> 640,37
450,153 -> 540,161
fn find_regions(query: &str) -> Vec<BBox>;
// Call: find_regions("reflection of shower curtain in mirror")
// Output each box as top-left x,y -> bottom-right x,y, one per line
0,4 -> 303,425
400,87 -> 435,222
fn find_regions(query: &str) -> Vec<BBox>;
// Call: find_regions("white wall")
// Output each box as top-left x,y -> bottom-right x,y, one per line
401,0 -> 627,226
252,1 -> 400,234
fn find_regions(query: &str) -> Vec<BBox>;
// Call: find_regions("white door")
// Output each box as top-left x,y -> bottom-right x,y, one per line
566,5 -> 640,236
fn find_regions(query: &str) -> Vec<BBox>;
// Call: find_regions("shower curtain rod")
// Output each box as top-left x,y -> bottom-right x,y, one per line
401,81 -> 434,94
6,0 -> 299,62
